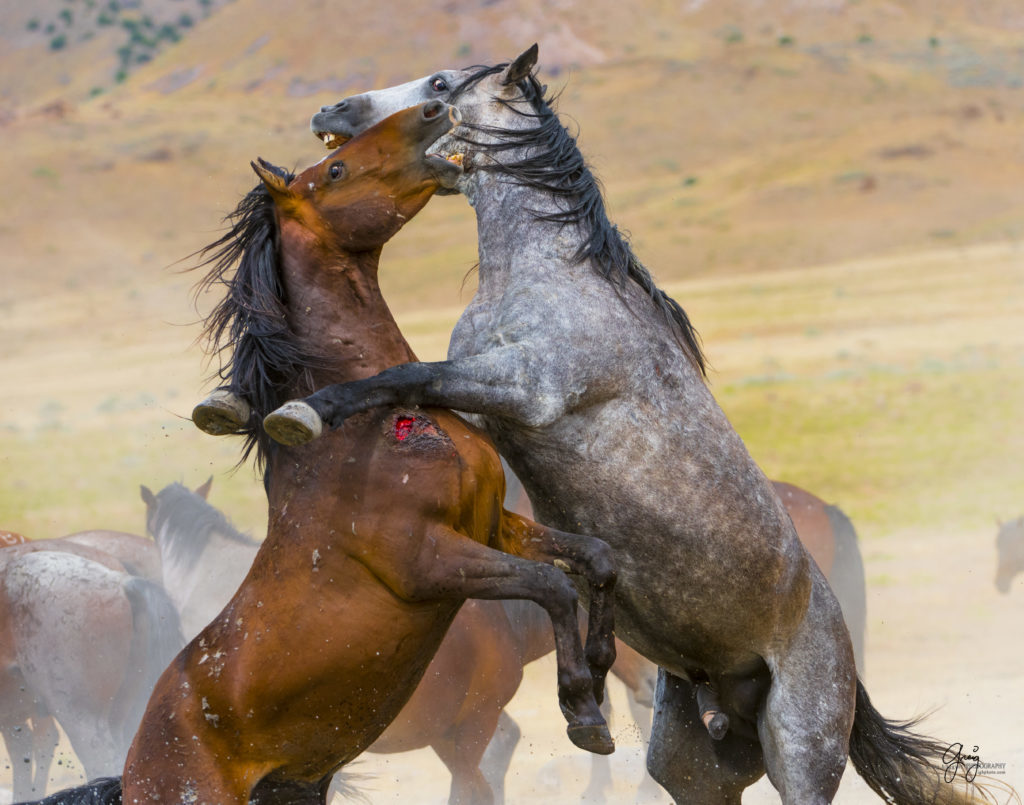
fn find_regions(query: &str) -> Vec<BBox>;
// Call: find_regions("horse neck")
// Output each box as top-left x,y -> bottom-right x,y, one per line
467,169 -> 585,289
152,512 -> 252,600
278,227 -> 417,388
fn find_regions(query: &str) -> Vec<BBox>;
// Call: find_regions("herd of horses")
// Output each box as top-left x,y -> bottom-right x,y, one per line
2,45 -> 1016,805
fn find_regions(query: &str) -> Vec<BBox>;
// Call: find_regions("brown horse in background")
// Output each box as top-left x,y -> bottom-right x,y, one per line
56,530 -> 161,583
768,481 -> 866,675
1,531 -> 28,547
33,102 -> 620,805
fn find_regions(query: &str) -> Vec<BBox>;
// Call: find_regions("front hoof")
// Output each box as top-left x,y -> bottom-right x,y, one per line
192,391 -> 251,435
567,723 -> 615,755
263,401 -> 324,446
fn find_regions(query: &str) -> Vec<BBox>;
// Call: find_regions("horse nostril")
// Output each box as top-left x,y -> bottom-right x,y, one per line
323,100 -> 349,113
422,100 -> 444,120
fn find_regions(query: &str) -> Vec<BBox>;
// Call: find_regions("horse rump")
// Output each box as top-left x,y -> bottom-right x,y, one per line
13,776 -> 122,805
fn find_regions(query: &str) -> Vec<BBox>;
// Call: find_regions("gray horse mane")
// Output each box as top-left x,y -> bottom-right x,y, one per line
148,482 -> 260,570
452,63 -> 707,377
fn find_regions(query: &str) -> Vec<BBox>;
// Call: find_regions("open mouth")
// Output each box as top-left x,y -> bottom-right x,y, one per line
316,131 -> 349,149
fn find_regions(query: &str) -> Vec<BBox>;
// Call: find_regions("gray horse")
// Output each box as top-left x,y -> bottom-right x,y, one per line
205,46 -> 987,804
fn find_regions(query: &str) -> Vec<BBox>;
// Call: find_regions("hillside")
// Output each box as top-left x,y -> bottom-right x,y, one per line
1,0 -> 1021,515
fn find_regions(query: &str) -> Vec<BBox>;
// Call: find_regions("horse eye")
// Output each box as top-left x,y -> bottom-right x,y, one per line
329,162 -> 345,180
430,77 -> 448,93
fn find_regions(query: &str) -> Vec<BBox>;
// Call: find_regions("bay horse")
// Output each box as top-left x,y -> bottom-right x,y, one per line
0,543 -> 182,798
37,101 -> 616,805
137,475 -> 645,805
256,46 -> 992,804
995,516 -> 1024,593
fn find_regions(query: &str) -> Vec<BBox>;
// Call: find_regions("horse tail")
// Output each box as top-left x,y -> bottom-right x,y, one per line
849,680 -> 1001,804
116,578 -> 185,746
13,776 -> 122,805
824,503 -> 867,676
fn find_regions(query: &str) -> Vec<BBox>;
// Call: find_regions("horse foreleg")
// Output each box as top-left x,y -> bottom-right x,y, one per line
494,512 -> 617,705
2,719 -> 36,801
377,525 -> 613,756
582,696 -> 614,802
265,346 -> 569,446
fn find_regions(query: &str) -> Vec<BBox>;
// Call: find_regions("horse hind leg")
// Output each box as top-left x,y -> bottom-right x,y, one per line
758,578 -> 857,804
646,668 -> 765,805
434,737 -> 494,805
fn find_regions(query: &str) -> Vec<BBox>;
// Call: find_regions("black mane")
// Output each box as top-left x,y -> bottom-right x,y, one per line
453,63 -> 707,377
192,180 -> 324,471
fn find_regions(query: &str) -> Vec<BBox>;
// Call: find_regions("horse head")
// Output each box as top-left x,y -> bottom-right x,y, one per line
255,100 -> 462,252
309,46 -> 542,194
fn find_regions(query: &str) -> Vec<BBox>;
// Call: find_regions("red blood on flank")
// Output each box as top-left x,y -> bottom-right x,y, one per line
394,416 -> 416,441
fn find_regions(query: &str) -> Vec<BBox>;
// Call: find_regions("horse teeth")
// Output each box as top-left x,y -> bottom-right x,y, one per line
322,134 -> 334,147
447,153 -> 464,166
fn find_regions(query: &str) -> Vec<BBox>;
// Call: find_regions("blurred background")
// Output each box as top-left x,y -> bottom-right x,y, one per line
1,1 -> 1022,801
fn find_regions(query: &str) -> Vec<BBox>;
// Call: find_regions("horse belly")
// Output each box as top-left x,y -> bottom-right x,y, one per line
492,403 -> 810,671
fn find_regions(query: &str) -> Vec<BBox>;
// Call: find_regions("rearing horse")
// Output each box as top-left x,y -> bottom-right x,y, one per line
251,47 -> 994,805
34,101 -> 616,805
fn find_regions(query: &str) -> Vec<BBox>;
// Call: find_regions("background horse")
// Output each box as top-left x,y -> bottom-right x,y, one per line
0,545 -> 181,798
56,530 -> 161,584
41,101 -> 618,805
266,46 -> 988,804
768,481 -> 866,675
995,516 -> 1024,593
140,478 -> 261,641
1,531 -> 29,547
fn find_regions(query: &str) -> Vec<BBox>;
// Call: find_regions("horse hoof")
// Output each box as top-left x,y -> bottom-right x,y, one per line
263,401 -> 324,445
567,723 -> 615,755
192,391 -> 251,435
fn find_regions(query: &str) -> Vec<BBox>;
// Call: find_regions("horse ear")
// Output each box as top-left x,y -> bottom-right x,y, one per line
252,158 -> 292,197
194,476 -> 213,500
501,43 -> 539,86
140,485 -> 156,509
